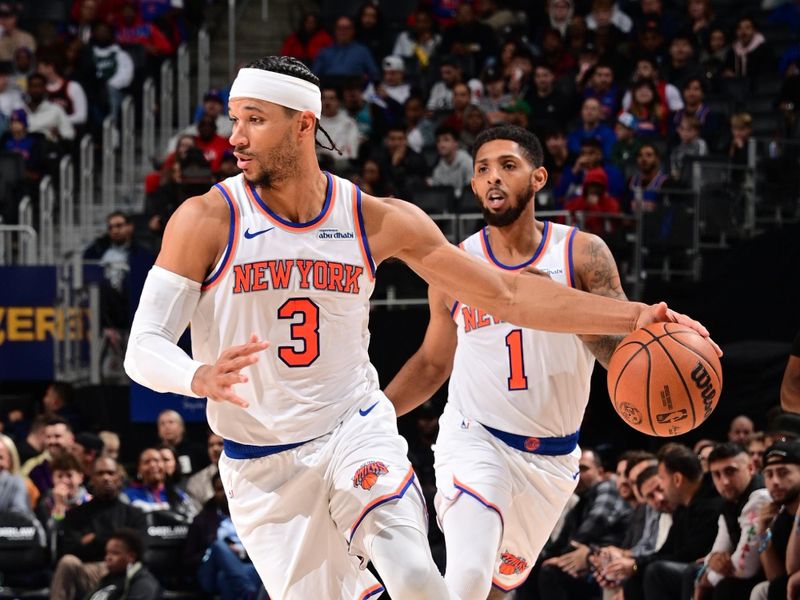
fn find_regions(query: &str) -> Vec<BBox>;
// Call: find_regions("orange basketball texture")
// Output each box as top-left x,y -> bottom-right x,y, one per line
607,322 -> 722,437
359,472 -> 378,490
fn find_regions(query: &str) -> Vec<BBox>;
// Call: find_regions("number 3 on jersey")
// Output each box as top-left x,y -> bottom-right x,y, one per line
505,329 -> 528,391
277,298 -> 320,367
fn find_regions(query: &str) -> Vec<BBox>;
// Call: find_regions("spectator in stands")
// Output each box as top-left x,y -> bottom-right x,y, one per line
627,79 -> 669,136
631,444 -> 723,600
748,432 -> 767,471
115,0 -> 174,67
439,3 -> 498,75
355,158 -> 394,197
751,441 -> 800,599
405,95 -> 435,155
526,62 -> 575,133
392,7 -> 440,74
539,26 -> 576,79
355,1 -> 392,66
628,142 -> 668,211
610,111 -> 642,172
51,456 -> 146,600
36,453 -> 90,542
725,16 -> 775,81
695,439 -> 716,472
186,431 -> 222,512
156,409 -> 204,477
67,0 -> 101,47
729,415 -> 756,445
539,448 -> 632,600
75,21 -> 134,125
430,125 -> 472,198
0,2 -> 35,63
564,167 -> 621,236
460,104 -> 488,153
439,81 -> 473,133
426,56 -> 465,112
622,57 -> 684,113
36,51 -> 88,131
701,27 -> 729,86
582,62 -> 620,122
555,138 -> 625,204
728,112 -> 753,177
542,128 -> 571,194
0,59 -> 22,124
476,66 -> 509,123
376,125 -> 428,197
23,73 -> 75,144
85,528 -> 161,600
318,85 -> 360,164
11,46 -> 33,92
498,98 -> 531,130
0,108 -> 46,182
22,417 -> 74,496
184,473 -> 261,600
123,447 -> 195,519
41,381 -> 82,430
182,88 -> 231,140
567,97 -> 616,157
585,0 -> 633,34
98,431 -> 120,462
313,16 -> 379,82
342,77 -> 371,143
156,443 -> 185,491
193,113 -> 232,174
669,114 -> 707,184
685,0 -> 714,49
693,443 -> 769,600
663,32 -> 703,90
0,433 -> 31,514
16,415 -> 46,465
72,432 -> 104,481
364,55 -> 411,128
279,11 -> 332,66
671,77 -> 724,153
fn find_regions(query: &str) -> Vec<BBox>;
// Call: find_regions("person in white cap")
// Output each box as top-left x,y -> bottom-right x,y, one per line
124,55 -> 716,600
364,55 -> 411,115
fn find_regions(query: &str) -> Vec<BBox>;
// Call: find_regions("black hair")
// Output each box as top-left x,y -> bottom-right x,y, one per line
27,72 -> 46,86
580,138 -> 603,151
44,415 -> 72,431
106,211 -> 129,224
638,142 -> 662,160
622,450 -> 656,479
636,464 -> 660,491
683,76 -> 707,94
243,56 -> 340,155
109,528 -> 145,561
708,442 -> 748,466
48,381 -> 74,405
658,443 -> 703,482
435,125 -> 459,140
472,124 -> 544,167
50,452 -> 83,474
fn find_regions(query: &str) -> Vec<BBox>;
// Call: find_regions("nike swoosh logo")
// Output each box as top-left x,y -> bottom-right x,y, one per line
243,227 -> 275,239
572,471 -> 580,480
359,401 -> 379,417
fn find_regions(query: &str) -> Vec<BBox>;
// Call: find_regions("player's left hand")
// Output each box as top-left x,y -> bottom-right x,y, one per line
636,302 -> 722,357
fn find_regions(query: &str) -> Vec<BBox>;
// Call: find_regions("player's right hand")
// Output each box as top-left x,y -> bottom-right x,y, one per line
191,334 -> 269,408
637,302 -> 723,357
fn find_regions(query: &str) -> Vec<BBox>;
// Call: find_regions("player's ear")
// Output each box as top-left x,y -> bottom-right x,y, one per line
531,165 -> 548,192
297,111 -> 316,139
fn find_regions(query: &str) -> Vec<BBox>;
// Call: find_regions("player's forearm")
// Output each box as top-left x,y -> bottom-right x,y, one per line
385,353 -> 451,416
504,272 -> 644,335
578,335 -> 625,369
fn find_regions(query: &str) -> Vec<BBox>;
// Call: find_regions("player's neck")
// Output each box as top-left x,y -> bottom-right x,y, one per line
254,167 -> 329,224
486,208 -> 543,264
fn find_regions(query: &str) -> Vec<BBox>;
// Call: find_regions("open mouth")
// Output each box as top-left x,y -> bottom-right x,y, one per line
234,152 -> 253,169
486,189 -> 506,208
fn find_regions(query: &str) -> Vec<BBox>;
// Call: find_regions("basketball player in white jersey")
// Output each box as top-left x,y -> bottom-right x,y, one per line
124,57 -> 715,600
385,125 -> 685,600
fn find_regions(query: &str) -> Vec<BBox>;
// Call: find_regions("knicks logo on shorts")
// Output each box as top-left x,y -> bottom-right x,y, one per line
498,551 -> 528,576
352,461 -> 389,490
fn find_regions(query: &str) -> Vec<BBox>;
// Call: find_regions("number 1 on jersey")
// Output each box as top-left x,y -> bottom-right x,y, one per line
505,329 -> 528,390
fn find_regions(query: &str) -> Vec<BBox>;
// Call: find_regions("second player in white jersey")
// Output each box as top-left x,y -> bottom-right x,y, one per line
449,221 -> 595,438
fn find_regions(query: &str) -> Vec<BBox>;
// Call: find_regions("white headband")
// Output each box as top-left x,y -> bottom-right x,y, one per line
229,68 -> 321,118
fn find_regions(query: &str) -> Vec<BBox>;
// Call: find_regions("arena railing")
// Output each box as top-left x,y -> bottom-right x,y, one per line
142,78 -> 157,174
197,29 -> 210,110
59,155 -> 75,254
101,116 -> 117,214
79,134 -> 94,244
39,176 -> 55,264
121,96 -> 136,198
159,60 -> 175,156
177,44 -> 191,131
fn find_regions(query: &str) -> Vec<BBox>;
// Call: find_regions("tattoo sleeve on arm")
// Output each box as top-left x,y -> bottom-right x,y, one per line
577,236 -> 628,368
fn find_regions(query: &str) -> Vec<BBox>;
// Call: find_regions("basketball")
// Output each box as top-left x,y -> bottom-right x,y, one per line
607,322 -> 722,437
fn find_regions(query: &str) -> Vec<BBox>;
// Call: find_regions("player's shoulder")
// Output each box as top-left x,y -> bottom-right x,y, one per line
168,187 -> 231,230
570,229 -> 613,261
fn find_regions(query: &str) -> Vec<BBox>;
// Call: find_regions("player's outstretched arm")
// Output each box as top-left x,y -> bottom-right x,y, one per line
124,192 -> 267,404
364,195 -> 692,337
573,232 -> 628,368
384,286 -> 458,416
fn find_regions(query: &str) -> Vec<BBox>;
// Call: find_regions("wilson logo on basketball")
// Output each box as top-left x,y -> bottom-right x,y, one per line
352,461 -> 389,490
499,552 -> 528,575
690,362 -> 717,418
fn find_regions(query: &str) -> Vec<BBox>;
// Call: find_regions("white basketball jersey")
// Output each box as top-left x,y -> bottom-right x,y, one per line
190,172 -> 379,445
448,221 -> 596,437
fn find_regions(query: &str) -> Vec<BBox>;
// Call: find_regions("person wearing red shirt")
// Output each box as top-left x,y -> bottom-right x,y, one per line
115,1 -> 173,58
565,167 -> 621,236
192,114 -> 231,174
279,12 -> 332,65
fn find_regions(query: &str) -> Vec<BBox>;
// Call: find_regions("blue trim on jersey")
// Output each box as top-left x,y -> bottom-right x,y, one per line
355,186 -> 376,278
480,424 -> 580,455
223,438 -> 308,459
203,183 -> 236,287
567,227 -> 578,288
449,301 -> 459,317
452,481 -> 504,527
482,221 -> 550,270
348,472 -> 416,543
363,586 -> 384,599
248,171 -> 333,229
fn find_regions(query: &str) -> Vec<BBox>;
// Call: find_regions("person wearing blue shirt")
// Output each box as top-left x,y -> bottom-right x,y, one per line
313,16 -> 379,82
567,97 -> 617,158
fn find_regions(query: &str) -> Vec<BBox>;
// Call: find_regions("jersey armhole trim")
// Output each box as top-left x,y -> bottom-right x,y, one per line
352,185 -> 376,281
202,182 -> 240,290
565,226 -> 578,288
